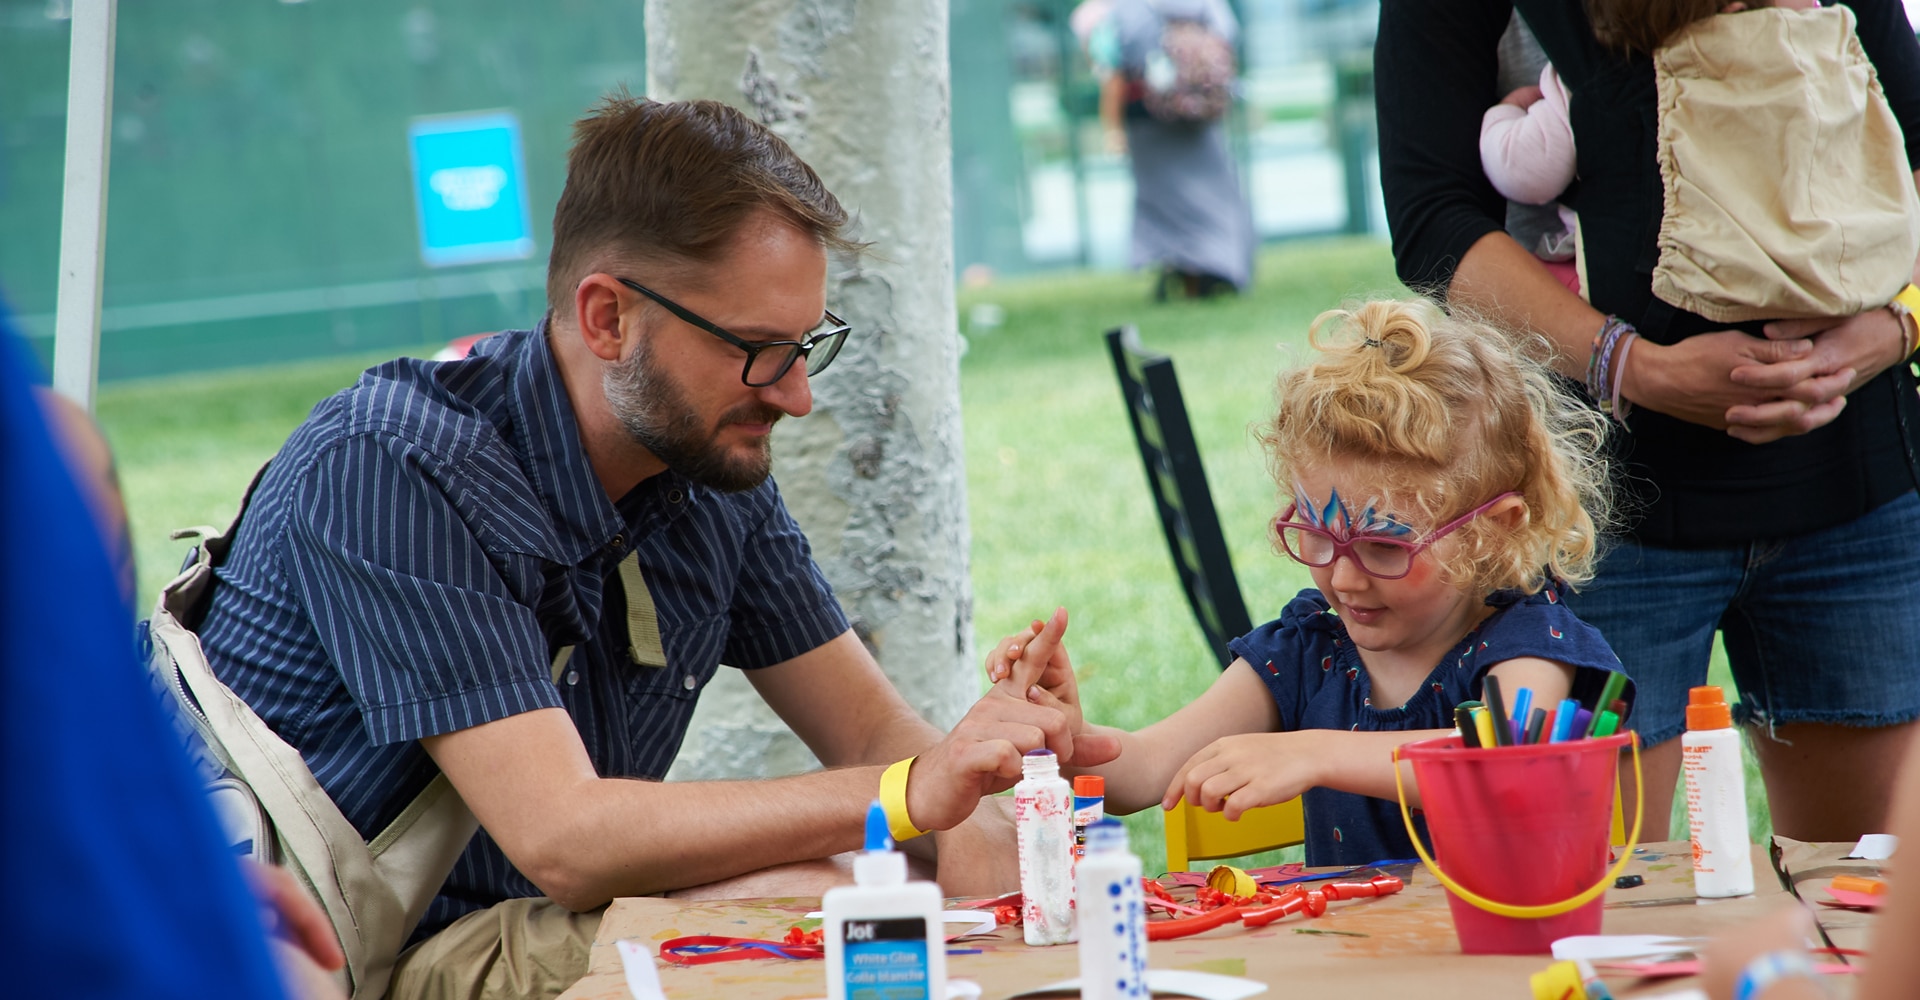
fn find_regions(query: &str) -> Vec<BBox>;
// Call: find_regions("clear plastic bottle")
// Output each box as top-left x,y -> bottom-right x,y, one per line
1681,686 -> 1754,898
1076,819 -> 1148,1000
1014,749 -> 1076,944
823,801 -> 947,1000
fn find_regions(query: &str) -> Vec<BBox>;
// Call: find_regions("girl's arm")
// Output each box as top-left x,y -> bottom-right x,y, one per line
983,611 -> 1278,815
1164,656 -> 1582,815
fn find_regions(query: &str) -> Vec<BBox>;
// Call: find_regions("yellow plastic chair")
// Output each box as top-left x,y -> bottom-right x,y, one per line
1163,796 -> 1306,872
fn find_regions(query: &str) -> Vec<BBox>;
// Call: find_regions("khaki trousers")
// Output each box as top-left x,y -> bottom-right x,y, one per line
386,898 -> 604,1000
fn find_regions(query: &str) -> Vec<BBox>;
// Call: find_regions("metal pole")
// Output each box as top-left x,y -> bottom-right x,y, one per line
52,0 -> 118,411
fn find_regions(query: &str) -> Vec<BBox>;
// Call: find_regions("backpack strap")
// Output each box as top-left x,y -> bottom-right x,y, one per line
148,463 -> 479,1000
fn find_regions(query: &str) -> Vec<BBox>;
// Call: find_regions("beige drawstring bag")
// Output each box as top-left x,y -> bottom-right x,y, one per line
1652,5 -> 1920,322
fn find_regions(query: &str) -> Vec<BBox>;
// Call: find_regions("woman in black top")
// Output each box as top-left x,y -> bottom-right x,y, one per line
1375,0 -> 1920,841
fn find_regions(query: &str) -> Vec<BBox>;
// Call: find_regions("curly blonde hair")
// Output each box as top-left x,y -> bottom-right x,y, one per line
1260,298 -> 1612,595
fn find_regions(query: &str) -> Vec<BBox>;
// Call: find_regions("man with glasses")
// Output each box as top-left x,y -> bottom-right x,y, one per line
190,96 -> 1113,1000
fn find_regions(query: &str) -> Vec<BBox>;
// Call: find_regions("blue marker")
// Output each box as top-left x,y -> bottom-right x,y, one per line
1509,687 -> 1534,743
1548,698 -> 1580,742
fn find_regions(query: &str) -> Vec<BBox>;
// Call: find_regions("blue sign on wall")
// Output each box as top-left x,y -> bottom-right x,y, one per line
408,111 -> 535,267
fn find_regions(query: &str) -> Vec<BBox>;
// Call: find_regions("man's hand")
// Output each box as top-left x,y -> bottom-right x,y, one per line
984,607 -> 1091,748
1720,309 -> 1910,443
906,610 -> 1121,832
1163,731 -> 1323,821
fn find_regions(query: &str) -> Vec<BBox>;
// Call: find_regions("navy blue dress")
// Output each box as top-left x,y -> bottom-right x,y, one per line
1228,584 -> 1631,866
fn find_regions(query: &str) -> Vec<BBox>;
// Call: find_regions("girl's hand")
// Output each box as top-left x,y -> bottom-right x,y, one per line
983,608 -> 1111,767
1163,731 -> 1324,821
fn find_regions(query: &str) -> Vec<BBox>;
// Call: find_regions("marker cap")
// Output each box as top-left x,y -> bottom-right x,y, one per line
1687,685 -> 1733,730
1073,774 -> 1105,797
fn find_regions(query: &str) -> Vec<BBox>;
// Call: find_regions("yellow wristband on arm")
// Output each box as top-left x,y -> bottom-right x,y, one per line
880,757 -> 930,842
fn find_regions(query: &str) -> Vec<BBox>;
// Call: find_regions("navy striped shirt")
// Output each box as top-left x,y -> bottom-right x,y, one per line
198,322 -> 849,935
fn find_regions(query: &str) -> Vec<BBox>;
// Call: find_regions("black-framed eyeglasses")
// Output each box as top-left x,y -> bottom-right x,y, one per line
617,278 -> 851,387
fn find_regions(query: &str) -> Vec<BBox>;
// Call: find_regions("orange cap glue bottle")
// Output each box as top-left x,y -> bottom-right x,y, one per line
1681,686 -> 1754,898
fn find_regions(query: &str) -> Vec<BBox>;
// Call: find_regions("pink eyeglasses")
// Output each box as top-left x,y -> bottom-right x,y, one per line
1273,491 -> 1521,579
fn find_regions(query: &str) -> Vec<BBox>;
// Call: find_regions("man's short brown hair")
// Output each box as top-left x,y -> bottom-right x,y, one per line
546,95 -> 861,319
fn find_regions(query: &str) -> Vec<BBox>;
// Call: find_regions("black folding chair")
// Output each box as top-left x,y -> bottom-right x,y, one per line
1105,326 -> 1253,669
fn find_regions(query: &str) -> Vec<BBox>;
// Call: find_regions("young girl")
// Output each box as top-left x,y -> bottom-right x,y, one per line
987,298 -> 1634,865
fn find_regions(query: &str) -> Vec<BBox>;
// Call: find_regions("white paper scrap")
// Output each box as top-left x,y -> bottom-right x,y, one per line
1846,834 -> 1898,860
1552,934 -> 1701,961
615,939 -> 666,1000
1013,969 -> 1268,1000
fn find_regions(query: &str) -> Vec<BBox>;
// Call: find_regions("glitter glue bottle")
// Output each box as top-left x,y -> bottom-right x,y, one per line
1681,686 -> 1754,898
1015,748 -> 1076,945
1072,774 -> 1106,861
824,800 -> 947,1000
1076,819 -> 1148,1000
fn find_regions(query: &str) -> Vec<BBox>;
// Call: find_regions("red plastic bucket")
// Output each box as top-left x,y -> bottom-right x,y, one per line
1394,732 -> 1639,955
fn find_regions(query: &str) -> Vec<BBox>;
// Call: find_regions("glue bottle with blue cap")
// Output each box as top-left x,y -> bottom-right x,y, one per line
823,800 -> 948,1000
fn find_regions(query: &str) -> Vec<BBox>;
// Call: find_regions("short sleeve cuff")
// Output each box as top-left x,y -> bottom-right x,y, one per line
361,676 -> 564,746
724,600 -> 851,669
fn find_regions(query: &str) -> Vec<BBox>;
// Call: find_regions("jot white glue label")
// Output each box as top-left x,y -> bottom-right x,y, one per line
824,801 -> 947,1000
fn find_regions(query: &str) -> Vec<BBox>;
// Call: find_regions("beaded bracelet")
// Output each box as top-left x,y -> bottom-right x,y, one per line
1608,331 -> 1638,425
1586,316 -> 1637,418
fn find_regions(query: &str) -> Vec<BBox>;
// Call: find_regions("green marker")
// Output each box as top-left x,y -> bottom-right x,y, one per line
1592,710 -> 1620,738
1587,671 -> 1629,736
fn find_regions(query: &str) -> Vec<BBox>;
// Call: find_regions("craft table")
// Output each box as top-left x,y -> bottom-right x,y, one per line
557,840 -> 1876,1000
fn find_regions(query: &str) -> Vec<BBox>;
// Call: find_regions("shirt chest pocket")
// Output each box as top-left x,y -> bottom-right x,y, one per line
608,552 -> 722,701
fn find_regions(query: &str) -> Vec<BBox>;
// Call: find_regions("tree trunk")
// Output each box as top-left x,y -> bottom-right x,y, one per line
649,0 -> 972,781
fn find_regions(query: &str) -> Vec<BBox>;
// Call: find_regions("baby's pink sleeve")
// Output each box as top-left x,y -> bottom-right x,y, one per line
1478,66 -> 1576,206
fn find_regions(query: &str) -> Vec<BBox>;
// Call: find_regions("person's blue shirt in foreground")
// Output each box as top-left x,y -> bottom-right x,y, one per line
0,333 -> 286,1000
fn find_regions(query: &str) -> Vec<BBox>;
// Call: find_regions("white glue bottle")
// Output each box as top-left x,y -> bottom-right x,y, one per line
1681,685 -> 1754,898
1076,819 -> 1149,1000
823,800 -> 947,1000
1015,748 -> 1076,945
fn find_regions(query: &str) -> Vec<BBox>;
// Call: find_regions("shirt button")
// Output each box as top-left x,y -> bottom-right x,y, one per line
608,533 -> 626,551
565,670 -> 580,686
668,489 -> 684,504
682,673 -> 697,691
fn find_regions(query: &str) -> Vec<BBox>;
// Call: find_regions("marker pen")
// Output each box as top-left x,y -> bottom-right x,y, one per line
1588,672 -> 1629,736
1548,698 -> 1579,742
1509,687 -> 1534,743
1523,706 -> 1547,745
1470,707 -> 1497,750
1482,675 -> 1514,746
1592,711 -> 1620,738
1455,705 -> 1482,748
1572,708 -> 1593,738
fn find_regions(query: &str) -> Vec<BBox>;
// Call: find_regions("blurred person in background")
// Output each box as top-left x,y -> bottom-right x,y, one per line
1088,0 -> 1255,299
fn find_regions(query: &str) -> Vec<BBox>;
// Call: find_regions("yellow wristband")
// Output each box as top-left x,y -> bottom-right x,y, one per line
880,757 -> 929,842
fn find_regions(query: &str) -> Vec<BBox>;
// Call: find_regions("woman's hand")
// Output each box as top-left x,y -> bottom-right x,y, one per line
1620,331 -> 1827,432
1163,731 -> 1324,821
1718,308 -> 1912,443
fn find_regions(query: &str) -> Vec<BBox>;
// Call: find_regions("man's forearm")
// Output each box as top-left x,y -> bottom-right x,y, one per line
528,765 -> 884,910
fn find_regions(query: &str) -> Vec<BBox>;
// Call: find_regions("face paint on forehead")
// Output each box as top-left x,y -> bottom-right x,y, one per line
1292,485 -> 1416,537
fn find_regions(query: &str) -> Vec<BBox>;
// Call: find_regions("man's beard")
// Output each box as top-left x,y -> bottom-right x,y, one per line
602,340 -> 782,493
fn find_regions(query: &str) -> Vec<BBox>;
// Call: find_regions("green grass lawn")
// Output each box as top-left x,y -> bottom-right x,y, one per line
98,237 -> 1761,877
